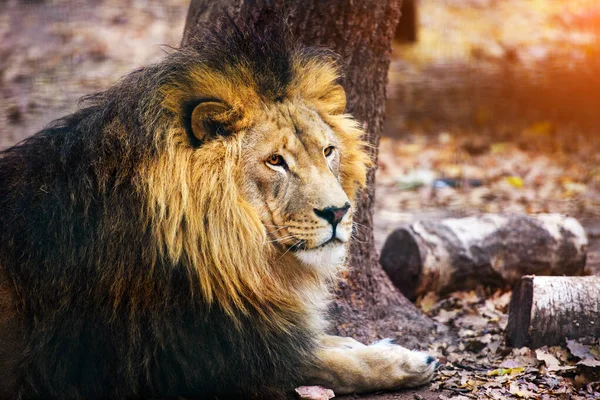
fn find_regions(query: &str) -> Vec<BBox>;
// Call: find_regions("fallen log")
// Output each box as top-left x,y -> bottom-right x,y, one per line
506,276 -> 600,348
380,214 -> 588,300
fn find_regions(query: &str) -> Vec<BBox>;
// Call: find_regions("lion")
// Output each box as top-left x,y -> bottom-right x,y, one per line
0,19 -> 436,399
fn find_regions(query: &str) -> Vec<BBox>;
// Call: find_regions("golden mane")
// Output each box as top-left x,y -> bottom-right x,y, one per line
0,21 -> 375,398
139,54 -> 370,326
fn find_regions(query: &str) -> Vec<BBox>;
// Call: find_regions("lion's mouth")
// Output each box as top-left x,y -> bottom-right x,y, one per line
288,237 -> 343,252
292,238 -> 348,268
317,237 -> 344,248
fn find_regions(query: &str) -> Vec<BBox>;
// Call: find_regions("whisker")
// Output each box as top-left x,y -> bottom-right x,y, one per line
277,239 -> 302,262
351,222 -> 372,241
267,235 -> 294,243
352,221 -> 372,232
350,233 -> 369,244
264,226 -> 291,243
266,226 -> 289,231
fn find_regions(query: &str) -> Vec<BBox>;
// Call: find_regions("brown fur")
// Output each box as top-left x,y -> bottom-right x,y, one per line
0,20 -> 374,399
0,19 -> 435,399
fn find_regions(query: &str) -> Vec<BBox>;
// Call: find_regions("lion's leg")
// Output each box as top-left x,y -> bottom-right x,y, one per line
303,335 -> 436,395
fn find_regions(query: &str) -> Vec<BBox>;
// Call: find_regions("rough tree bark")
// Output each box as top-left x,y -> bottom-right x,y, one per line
181,0 -> 437,347
507,276 -> 600,348
381,214 -> 588,300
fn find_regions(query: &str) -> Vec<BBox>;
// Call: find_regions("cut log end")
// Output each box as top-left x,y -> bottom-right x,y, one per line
505,276 -> 534,348
506,276 -> 600,348
379,228 -> 422,300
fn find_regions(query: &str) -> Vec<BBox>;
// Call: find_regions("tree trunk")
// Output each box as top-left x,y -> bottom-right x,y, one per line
394,0 -> 418,43
381,214 -> 588,300
506,276 -> 600,348
182,0 -> 437,347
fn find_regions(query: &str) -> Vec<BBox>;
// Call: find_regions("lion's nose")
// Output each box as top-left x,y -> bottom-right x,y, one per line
314,202 -> 350,227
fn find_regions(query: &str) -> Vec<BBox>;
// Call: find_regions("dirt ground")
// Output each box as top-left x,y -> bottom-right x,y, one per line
2,0 -> 600,399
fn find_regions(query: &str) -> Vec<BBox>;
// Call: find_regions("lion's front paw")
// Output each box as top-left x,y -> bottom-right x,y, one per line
370,339 -> 437,389
308,336 -> 437,395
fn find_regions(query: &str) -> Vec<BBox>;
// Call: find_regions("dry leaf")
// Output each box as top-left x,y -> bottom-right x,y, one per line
567,339 -> 600,368
506,176 -> 524,188
509,382 -> 538,398
295,386 -> 335,400
487,367 -> 525,376
536,348 -> 576,371
417,292 -> 439,313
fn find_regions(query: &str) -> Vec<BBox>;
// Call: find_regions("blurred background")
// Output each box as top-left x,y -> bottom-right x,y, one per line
378,0 -> 600,253
1,0 -> 600,262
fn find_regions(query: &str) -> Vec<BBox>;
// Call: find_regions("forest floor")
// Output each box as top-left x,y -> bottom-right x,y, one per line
367,1 -> 600,399
1,0 -> 600,399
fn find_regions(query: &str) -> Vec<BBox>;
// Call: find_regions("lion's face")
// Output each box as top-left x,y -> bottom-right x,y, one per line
241,100 -> 352,269
162,57 -> 369,280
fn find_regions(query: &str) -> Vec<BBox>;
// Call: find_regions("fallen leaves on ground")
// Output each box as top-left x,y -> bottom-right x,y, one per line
567,339 -> 600,368
417,288 -> 600,399
377,132 -> 600,217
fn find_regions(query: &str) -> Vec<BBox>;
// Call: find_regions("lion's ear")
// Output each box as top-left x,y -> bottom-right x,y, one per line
190,100 -> 235,142
317,84 -> 347,115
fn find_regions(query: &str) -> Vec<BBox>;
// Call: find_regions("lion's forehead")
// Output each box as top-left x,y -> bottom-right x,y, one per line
239,101 -> 343,211
247,101 -> 334,154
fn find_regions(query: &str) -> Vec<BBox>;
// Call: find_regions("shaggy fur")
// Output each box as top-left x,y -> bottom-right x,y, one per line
0,19 -> 369,399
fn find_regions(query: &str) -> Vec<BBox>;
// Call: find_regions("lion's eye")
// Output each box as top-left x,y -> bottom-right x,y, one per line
324,146 -> 335,157
266,154 -> 285,167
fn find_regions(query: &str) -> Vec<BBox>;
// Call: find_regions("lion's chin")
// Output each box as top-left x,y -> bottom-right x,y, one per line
294,241 -> 347,269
